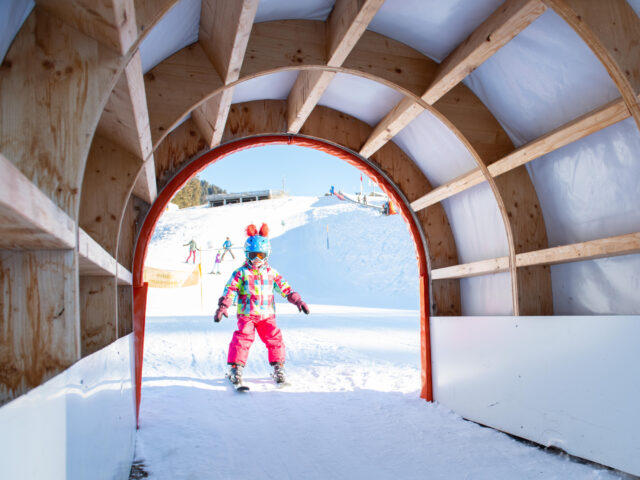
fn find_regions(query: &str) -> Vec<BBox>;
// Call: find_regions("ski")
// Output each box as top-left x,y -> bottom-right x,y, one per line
271,374 -> 291,389
226,374 -> 250,392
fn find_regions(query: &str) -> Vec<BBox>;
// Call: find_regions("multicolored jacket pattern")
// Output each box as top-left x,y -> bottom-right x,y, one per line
222,261 -> 293,316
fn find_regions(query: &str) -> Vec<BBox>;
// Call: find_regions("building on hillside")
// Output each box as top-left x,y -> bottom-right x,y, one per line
207,189 -> 286,207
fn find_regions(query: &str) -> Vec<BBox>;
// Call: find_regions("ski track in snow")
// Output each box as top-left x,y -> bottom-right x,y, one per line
135,196 -> 623,479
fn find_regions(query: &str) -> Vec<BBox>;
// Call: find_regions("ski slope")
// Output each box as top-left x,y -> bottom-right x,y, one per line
135,196 -> 623,479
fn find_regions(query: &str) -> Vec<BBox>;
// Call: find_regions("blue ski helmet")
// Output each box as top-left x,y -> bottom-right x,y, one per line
244,224 -> 271,259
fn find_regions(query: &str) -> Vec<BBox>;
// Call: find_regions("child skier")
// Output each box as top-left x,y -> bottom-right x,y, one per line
214,223 -> 309,387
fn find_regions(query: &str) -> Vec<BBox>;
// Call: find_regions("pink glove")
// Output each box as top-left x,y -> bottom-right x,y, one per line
214,296 -> 232,323
287,292 -> 309,315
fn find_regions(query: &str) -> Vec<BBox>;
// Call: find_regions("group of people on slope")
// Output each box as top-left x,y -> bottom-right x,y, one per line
183,236 -> 237,274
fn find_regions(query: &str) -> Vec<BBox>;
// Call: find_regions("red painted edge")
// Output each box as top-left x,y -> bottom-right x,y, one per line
132,135 -> 432,425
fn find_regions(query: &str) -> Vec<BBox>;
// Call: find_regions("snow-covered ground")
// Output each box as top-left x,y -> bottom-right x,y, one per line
135,196 -> 624,479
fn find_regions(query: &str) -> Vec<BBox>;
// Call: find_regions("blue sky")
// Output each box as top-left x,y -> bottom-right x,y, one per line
198,145 -> 380,197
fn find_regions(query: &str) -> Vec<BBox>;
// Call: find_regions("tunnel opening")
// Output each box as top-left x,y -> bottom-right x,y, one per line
132,135 -> 432,426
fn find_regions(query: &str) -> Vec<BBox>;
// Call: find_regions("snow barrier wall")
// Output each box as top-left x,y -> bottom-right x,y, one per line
431,315 -> 640,476
0,335 -> 136,480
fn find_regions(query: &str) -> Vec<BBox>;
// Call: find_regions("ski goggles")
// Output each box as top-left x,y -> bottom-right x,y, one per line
248,251 -> 267,260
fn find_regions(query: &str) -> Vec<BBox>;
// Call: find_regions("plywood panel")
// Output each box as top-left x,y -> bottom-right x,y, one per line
154,118 -> 208,191
0,8 -> 121,218
118,285 -> 133,337
80,276 -> 117,357
36,0 -> 137,55
144,43 -> 223,146
117,195 -> 149,271
0,250 -> 79,406
344,30 -> 437,97
80,135 -> 141,256
241,20 -> 326,78
0,153 -> 75,250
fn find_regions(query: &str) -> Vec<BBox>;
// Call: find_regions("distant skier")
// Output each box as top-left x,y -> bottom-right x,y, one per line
210,251 -> 222,274
221,236 -> 235,260
183,238 -> 199,264
214,223 -> 310,388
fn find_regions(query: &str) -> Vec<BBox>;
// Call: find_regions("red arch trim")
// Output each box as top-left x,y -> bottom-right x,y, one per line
132,135 -> 432,426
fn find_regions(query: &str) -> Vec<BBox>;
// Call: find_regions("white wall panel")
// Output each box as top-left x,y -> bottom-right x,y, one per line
0,335 -> 136,480
431,315 -> 640,476
463,10 -> 620,146
320,73 -> 404,126
369,0 -> 502,62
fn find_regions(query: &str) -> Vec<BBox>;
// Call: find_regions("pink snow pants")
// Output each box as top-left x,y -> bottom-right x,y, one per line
227,314 -> 285,366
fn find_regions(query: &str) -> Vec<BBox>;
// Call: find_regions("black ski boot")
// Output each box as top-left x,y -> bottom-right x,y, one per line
228,364 -> 244,385
271,362 -> 287,386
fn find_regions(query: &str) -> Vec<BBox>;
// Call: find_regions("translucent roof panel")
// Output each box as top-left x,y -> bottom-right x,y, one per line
441,183 -> 510,265
461,272 -> 513,316
368,0 -> 503,62
463,10 -> 620,147
232,71 -> 299,103
393,110 -> 477,187
551,255 -> 640,315
139,0 -> 201,73
527,118 -> 640,246
255,0 -> 333,23
319,73 -> 404,126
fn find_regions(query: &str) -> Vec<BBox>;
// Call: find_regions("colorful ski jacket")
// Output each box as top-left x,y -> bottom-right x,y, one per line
222,261 -> 293,316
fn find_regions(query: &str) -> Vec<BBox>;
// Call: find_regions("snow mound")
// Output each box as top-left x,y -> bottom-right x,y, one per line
146,195 -> 419,310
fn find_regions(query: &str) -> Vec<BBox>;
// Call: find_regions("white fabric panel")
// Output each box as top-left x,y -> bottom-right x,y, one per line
551,255 -> 640,315
441,183 -> 512,315
0,335 -> 136,480
431,315 -> 640,476
369,0 -> 503,62
441,183 -> 510,264
319,73 -> 404,126
393,110 -> 477,187
0,0 -> 34,65
232,71 -> 299,103
527,118 -> 640,246
139,0 -> 201,74
460,272 -> 513,316
463,10 -> 620,147
255,0 -> 333,23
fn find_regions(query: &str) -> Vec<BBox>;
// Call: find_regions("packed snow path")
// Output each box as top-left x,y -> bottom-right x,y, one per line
134,310 -> 622,479
134,197 -> 624,478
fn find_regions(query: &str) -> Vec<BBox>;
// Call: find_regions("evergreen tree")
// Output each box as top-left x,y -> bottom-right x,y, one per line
171,176 -> 226,208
